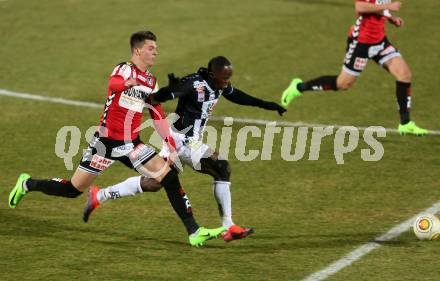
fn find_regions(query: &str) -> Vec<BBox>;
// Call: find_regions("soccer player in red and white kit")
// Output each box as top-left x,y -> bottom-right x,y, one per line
281,0 -> 428,136
8,30 -> 225,247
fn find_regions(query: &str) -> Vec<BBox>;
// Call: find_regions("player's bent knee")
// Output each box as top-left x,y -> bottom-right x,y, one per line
140,177 -> 162,192
399,70 -> 412,82
389,60 -> 412,82
200,157 -> 231,181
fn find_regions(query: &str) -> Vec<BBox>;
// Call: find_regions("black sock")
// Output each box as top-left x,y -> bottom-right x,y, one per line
298,76 -> 338,92
160,169 -> 199,235
396,81 -> 411,125
26,178 -> 82,198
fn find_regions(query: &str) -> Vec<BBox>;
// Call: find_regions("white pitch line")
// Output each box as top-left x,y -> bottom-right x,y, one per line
0,88 -> 103,109
1,88 -> 440,135
301,201 -> 440,281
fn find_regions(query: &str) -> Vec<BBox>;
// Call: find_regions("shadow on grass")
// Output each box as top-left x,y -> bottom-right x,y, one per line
0,212 -> 410,253
0,212 -> 227,250
132,235 -> 227,249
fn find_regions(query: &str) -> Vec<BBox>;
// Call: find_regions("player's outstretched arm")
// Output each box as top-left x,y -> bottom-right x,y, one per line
224,88 -> 286,116
355,1 -> 401,15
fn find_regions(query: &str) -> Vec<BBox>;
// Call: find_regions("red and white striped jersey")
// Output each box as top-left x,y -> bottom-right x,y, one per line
98,62 -> 157,141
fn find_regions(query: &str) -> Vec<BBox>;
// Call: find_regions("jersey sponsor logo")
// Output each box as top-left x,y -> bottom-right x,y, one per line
195,85 -> 206,94
111,143 -> 135,157
194,81 -> 207,102
90,155 -> 114,171
137,74 -> 154,87
196,86 -> 205,94
123,86 -> 151,99
119,85 -> 152,112
193,81 -> 207,91
146,77 -> 154,87
354,57 -> 368,71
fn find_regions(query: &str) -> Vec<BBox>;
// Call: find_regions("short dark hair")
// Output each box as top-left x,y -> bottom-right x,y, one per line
130,30 -> 157,50
208,56 -> 232,72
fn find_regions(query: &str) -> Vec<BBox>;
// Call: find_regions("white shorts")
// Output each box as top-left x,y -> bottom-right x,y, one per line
159,132 -> 212,170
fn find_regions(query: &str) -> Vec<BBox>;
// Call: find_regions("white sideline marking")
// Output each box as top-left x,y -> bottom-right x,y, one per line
0,88 -> 103,109
1,88 -> 440,135
301,201 -> 440,281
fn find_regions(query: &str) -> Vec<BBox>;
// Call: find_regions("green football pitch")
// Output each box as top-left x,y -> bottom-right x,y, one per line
1,0 -> 439,280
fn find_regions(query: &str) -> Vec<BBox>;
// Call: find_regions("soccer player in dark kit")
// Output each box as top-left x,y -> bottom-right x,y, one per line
8,30 -> 225,247
281,0 -> 428,136
83,56 -> 286,242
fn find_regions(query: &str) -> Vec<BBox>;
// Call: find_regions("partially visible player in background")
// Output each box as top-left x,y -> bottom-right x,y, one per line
281,0 -> 428,136
83,56 -> 286,242
8,30 -> 225,247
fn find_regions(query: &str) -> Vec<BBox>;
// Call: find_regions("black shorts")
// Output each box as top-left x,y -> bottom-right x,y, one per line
343,36 -> 401,76
79,135 -> 157,175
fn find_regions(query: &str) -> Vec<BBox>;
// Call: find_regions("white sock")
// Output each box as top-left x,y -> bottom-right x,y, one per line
97,176 -> 143,203
213,181 -> 234,228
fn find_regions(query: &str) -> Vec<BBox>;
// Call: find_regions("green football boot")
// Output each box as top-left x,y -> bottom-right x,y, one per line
189,226 -> 227,247
281,78 -> 303,107
9,173 -> 31,208
398,121 -> 428,136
